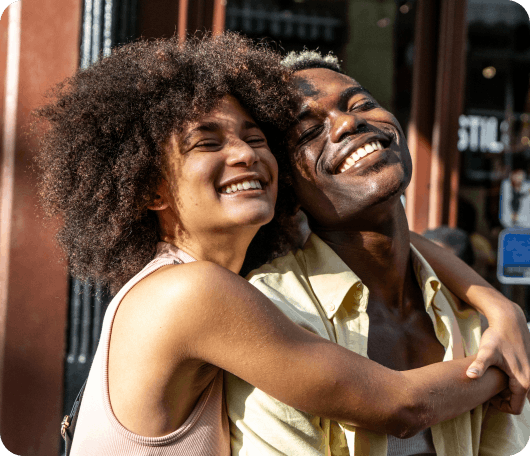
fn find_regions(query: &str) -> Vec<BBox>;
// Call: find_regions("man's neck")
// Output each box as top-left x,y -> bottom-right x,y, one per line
311,204 -> 415,313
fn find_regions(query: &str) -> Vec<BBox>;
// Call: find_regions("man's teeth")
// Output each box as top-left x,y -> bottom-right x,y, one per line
220,179 -> 263,194
338,140 -> 384,174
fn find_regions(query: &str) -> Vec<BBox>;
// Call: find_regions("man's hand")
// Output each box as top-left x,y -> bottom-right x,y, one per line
466,304 -> 530,414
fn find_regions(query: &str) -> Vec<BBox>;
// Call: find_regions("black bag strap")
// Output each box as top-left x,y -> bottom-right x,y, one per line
61,379 -> 87,455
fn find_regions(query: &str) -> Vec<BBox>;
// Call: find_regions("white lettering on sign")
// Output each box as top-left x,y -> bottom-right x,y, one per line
458,115 -> 505,153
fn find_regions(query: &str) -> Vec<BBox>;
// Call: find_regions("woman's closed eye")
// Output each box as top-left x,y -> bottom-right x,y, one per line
245,135 -> 267,147
194,139 -> 223,151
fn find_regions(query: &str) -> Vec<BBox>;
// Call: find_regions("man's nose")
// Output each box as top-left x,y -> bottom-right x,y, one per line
226,140 -> 259,167
330,111 -> 367,143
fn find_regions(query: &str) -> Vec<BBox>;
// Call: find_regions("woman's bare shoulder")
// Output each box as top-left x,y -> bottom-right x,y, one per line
144,260 -> 250,302
115,261 -> 255,343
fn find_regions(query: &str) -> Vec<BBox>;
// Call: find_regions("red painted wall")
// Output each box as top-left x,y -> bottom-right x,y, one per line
0,5 -> 8,180
0,0 -> 81,454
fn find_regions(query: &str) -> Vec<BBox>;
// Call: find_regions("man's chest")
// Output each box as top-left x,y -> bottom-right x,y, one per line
366,304 -> 446,371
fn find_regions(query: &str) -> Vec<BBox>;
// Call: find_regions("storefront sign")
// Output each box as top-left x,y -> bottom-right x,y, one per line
497,228 -> 530,284
458,114 -> 506,153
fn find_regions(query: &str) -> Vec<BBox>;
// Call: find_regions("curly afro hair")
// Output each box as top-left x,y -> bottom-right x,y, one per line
34,32 -> 300,291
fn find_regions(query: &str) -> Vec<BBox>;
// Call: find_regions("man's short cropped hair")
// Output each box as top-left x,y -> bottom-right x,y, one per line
281,49 -> 344,74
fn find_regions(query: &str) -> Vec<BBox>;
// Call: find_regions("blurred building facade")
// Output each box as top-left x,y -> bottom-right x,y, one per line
0,0 -> 529,454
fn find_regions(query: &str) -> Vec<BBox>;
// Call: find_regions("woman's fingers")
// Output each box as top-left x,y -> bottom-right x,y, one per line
467,344 -> 497,378
468,329 -> 502,378
475,324 -> 530,414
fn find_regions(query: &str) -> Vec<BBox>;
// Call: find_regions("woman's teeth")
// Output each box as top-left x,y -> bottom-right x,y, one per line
338,140 -> 384,174
220,179 -> 263,194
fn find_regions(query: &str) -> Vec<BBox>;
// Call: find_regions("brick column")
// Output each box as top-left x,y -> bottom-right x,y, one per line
0,0 -> 81,454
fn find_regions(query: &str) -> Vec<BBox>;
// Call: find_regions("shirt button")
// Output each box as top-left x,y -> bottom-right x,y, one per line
329,304 -> 335,311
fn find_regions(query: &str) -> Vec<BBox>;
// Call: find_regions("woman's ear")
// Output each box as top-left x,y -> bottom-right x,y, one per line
147,179 -> 170,211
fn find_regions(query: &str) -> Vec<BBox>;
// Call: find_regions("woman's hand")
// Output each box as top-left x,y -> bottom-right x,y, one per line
410,231 -> 530,414
466,303 -> 530,414
133,260 -> 508,436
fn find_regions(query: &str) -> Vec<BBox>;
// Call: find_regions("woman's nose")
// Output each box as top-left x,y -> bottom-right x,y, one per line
226,140 -> 259,167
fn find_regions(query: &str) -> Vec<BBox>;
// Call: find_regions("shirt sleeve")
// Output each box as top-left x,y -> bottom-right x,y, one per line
225,371 -> 330,456
225,278 -> 339,456
478,401 -> 530,456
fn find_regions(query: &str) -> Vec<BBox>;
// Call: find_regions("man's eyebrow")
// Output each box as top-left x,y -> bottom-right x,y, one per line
339,85 -> 372,104
295,85 -> 372,122
295,105 -> 316,123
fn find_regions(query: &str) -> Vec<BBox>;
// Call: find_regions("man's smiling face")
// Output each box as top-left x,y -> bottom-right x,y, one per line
286,68 -> 412,230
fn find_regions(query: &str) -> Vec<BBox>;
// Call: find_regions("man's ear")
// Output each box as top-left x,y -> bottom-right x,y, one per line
147,179 -> 170,211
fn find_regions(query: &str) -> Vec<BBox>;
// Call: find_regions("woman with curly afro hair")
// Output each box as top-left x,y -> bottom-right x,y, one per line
35,33 -> 523,455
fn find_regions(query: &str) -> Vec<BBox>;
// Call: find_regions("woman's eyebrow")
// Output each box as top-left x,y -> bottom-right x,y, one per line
182,121 -> 222,143
242,120 -> 261,131
184,119 -> 260,141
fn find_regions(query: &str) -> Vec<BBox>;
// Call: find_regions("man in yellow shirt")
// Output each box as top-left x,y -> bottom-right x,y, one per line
226,52 -> 530,455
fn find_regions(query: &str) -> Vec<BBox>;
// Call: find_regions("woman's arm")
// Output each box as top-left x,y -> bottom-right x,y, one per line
410,231 -> 530,414
151,261 -> 506,438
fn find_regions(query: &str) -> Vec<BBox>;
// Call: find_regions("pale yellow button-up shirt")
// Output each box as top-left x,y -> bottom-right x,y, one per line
226,233 -> 530,456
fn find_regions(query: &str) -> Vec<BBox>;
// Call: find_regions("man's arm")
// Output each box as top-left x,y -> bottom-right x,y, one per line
410,231 -> 530,414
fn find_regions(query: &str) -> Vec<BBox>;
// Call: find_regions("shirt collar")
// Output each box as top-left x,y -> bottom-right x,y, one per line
301,234 -> 442,319
301,234 -> 362,319
409,244 -> 441,312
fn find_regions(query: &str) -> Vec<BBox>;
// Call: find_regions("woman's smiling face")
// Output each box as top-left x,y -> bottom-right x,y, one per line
160,95 -> 278,239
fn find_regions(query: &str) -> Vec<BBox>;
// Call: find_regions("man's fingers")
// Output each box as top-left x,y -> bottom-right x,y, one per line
508,376 -> 529,414
507,364 -> 530,398
490,394 -> 510,413
489,388 -> 524,415
493,378 -> 529,415
508,392 -> 526,415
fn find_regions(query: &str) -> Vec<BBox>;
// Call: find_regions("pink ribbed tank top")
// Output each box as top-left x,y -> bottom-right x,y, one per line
70,242 -> 230,455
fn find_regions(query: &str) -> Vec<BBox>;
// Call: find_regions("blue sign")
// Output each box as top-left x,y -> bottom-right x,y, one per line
497,228 -> 530,284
